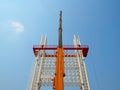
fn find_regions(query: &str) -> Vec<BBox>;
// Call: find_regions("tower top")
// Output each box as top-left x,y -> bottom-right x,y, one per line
59,10 -> 62,29
58,10 -> 63,47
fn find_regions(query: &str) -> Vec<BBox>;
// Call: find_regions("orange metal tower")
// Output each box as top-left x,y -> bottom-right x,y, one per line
52,11 -> 65,90
30,11 -> 90,90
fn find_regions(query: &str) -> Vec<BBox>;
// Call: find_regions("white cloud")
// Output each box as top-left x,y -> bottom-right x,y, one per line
11,21 -> 24,33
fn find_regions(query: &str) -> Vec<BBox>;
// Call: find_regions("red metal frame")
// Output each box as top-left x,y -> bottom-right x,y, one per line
33,45 -> 89,57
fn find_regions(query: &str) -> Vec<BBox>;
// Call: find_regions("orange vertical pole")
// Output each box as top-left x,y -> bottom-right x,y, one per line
52,10 -> 65,90
53,47 -> 65,90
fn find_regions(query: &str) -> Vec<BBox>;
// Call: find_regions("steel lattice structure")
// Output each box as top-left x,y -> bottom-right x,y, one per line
29,11 -> 90,90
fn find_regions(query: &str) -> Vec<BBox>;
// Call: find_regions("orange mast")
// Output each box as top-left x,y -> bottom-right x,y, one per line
52,11 -> 65,90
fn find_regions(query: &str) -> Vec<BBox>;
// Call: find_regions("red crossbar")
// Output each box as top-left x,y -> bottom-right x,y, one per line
33,45 -> 89,57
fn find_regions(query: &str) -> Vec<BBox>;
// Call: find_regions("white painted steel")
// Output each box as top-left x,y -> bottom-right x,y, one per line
30,35 -> 47,90
77,35 -> 90,90
74,35 -> 84,90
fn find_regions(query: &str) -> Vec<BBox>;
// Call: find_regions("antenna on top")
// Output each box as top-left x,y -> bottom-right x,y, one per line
58,10 -> 63,47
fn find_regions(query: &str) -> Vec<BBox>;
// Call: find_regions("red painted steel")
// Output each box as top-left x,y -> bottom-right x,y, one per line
33,45 -> 89,57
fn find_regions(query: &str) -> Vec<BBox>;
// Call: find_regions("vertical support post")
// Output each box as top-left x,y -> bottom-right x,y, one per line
74,35 -> 84,90
30,35 -> 47,90
29,57 -> 39,90
52,11 -> 65,90
77,35 -> 90,90
53,48 -> 65,90
81,58 -> 90,90
37,35 -> 47,90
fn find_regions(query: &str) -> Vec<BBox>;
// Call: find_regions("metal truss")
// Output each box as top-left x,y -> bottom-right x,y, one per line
29,35 -> 90,90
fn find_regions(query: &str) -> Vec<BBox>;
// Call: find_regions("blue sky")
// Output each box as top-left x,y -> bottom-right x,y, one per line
0,0 -> 120,90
